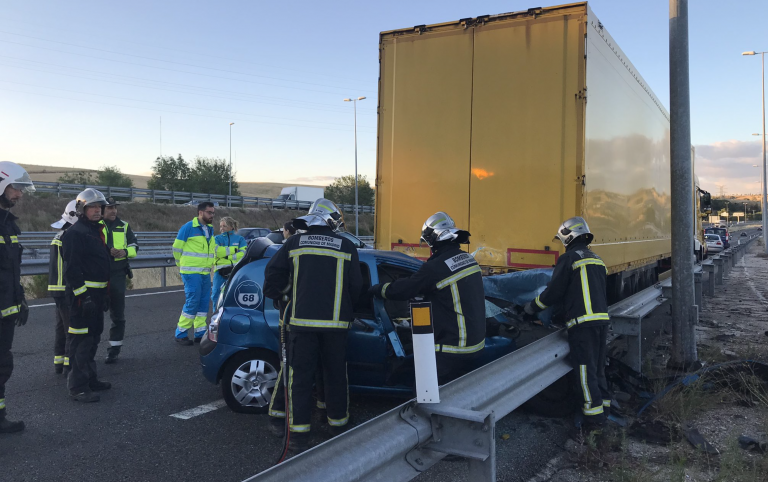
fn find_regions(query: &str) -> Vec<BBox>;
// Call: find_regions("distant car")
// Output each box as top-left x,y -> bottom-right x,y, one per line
741,232 -> 748,237
237,228 -> 271,241
705,227 -> 730,248
184,200 -> 220,207
705,234 -> 724,253
759,227 -> 763,232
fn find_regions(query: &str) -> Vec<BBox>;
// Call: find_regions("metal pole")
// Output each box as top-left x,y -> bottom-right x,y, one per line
669,0 -> 698,368
229,123 -> 233,207
762,52 -> 767,252
354,99 -> 359,237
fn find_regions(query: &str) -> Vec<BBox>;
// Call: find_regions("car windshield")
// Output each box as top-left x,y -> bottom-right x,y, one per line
705,235 -> 720,241
277,194 -> 290,200
338,231 -> 366,248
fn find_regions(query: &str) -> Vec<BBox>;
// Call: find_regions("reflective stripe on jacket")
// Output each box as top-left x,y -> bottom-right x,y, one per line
532,242 -> 609,329
376,244 -> 486,354
102,217 -> 139,264
0,209 -> 24,318
263,226 -> 362,331
172,218 -> 215,275
213,232 -> 247,272
48,231 -> 66,297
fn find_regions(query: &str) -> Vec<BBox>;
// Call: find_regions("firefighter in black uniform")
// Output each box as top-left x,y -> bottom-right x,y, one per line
62,188 -> 112,402
524,216 -> 611,431
49,200 -> 78,374
102,197 -> 139,364
264,199 -> 362,453
0,162 -> 33,433
370,212 -> 485,384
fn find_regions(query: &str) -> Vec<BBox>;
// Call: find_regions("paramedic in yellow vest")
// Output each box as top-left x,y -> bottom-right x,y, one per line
172,202 -> 215,345
101,197 -> 139,363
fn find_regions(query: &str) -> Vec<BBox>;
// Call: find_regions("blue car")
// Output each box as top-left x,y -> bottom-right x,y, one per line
199,237 -> 515,413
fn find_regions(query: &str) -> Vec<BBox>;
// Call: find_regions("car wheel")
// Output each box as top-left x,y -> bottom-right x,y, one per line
221,349 -> 280,414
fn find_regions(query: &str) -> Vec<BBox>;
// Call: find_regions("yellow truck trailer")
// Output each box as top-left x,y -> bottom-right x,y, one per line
374,2 -> 683,300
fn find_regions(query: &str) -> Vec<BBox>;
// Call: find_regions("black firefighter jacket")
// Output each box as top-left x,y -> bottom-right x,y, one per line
532,241 -> 609,329
0,209 -> 24,320
375,244 -> 486,355
61,218 -> 111,301
263,226 -> 362,332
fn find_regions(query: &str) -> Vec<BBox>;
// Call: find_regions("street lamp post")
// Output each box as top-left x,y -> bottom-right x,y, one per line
744,202 -> 748,222
725,200 -> 729,225
743,51 -> 768,252
344,96 -> 366,236
229,122 -> 234,207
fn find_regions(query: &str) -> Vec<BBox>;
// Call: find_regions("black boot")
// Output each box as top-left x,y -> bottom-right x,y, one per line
89,380 -> 112,391
175,337 -> 193,346
288,432 -> 310,454
0,415 -> 25,434
104,352 -> 119,364
70,390 -> 100,403
55,364 -> 63,375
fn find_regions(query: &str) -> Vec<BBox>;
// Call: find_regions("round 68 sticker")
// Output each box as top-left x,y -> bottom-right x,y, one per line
234,280 -> 263,310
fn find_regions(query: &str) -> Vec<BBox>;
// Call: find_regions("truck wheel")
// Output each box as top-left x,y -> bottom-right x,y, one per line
221,349 -> 280,414
523,374 -> 575,417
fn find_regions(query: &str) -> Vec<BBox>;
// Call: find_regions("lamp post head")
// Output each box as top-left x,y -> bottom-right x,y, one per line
357,96 -> 366,101
230,122 -> 234,126
743,51 -> 757,56
343,98 -> 352,102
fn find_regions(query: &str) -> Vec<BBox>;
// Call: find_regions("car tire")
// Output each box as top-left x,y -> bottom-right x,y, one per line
221,349 -> 281,414
522,373 -> 575,417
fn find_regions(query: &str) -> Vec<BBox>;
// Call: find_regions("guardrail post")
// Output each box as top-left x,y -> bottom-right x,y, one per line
713,257 -> 724,285
130,187 -> 135,201
107,186 -> 112,198
161,267 -> 167,287
693,272 -> 702,308
703,264 -> 715,296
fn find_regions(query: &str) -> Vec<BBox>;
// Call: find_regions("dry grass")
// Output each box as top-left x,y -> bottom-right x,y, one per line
11,194 -> 374,235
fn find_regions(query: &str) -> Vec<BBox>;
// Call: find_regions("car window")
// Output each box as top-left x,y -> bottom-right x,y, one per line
353,263 -> 373,316
339,231 -> 366,249
376,264 -> 416,322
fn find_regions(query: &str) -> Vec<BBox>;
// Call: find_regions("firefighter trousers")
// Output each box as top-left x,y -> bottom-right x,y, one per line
107,271 -> 127,356
67,294 -> 105,394
53,297 -> 71,368
568,323 -> 610,422
269,330 -> 348,433
0,318 -> 16,418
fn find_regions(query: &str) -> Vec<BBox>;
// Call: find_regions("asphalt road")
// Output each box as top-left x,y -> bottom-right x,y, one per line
0,287 -> 571,482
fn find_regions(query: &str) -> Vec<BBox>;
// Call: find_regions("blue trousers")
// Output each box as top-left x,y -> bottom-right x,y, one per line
211,272 -> 227,308
177,273 -> 211,339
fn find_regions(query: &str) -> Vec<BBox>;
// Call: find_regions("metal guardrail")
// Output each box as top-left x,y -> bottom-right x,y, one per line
248,331 -> 571,482
247,232 -> 766,481
21,254 -> 176,277
33,181 -> 375,214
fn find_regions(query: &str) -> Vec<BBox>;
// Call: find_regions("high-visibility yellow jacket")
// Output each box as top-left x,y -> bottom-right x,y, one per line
101,217 -> 138,270
172,217 -> 215,275
213,231 -> 247,273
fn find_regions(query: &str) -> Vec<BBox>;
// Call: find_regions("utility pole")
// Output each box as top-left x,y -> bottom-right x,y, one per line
344,96 -> 366,236
669,0 -> 698,369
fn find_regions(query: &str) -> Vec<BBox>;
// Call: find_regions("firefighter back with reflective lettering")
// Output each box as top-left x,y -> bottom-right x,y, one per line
370,212 -> 485,384
0,161 -> 33,433
263,199 -> 362,452
62,188 -> 112,402
48,200 -> 78,374
524,217 -> 611,428
172,202 -> 216,344
102,197 -> 139,363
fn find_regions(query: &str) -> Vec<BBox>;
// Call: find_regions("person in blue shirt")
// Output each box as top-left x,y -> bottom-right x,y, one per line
212,217 -> 246,307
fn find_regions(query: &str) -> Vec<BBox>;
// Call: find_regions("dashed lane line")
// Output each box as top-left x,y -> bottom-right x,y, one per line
29,289 -> 185,308
170,400 -> 227,420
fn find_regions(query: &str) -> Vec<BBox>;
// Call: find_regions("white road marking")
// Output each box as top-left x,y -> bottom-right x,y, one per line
169,400 -> 227,420
29,289 -> 185,309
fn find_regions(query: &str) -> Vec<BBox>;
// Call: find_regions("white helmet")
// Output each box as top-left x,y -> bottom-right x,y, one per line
51,200 -> 78,229
554,216 -> 594,247
292,198 -> 345,231
0,161 -> 35,199
420,212 -> 470,247
75,188 -> 108,214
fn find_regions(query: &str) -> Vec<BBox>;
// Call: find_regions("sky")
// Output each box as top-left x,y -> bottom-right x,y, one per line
0,0 -> 766,195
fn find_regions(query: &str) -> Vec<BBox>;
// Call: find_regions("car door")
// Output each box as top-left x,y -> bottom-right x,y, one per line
345,259 -> 391,388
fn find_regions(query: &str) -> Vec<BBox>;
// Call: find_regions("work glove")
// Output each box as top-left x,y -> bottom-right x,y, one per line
523,301 -> 537,316
79,295 -> 96,318
368,284 -> 383,300
16,299 -> 29,327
